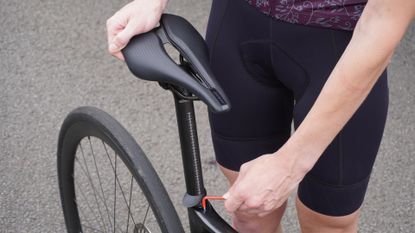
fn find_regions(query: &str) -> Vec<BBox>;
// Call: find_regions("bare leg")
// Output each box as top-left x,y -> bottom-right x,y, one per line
296,196 -> 360,233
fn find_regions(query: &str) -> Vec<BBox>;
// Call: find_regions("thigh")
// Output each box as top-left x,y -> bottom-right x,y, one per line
205,0 -> 294,171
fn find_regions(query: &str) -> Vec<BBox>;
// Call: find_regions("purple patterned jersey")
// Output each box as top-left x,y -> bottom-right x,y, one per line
244,0 -> 367,31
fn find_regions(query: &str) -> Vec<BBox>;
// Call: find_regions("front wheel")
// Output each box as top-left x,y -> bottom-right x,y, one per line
57,106 -> 184,233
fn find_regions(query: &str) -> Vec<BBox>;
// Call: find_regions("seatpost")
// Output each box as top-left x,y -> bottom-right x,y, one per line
172,89 -> 205,197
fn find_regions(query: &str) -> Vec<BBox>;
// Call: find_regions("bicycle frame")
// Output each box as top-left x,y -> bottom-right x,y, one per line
161,81 -> 237,233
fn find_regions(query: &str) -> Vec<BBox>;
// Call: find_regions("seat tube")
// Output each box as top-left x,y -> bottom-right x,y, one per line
172,91 -> 206,196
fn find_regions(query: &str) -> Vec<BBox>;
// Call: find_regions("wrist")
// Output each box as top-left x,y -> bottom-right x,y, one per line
135,0 -> 168,12
159,0 -> 169,10
274,138 -> 320,174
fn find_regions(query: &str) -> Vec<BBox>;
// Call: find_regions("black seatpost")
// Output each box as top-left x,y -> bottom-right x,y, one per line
172,88 -> 205,197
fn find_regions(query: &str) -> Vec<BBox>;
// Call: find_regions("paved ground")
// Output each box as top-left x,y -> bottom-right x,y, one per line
1,0 -> 414,232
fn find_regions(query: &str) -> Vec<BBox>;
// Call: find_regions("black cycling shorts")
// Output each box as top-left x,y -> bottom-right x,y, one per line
205,0 -> 388,216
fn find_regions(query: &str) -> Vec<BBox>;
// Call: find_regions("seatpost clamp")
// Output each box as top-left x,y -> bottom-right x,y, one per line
182,193 -> 204,208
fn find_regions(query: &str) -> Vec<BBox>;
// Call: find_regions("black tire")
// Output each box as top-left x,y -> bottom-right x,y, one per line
57,106 -> 185,233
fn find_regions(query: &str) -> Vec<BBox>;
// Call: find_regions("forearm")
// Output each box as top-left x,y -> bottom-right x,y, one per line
280,1 -> 414,171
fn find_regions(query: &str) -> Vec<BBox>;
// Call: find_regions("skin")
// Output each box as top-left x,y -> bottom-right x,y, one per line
106,0 -> 415,232
106,0 -> 169,60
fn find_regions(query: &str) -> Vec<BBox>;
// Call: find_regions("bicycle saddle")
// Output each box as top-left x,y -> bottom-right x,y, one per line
122,14 -> 231,113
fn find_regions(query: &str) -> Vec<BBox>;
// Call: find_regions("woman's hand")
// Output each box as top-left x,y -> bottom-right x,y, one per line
106,0 -> 169,60
224,149 -> 312,217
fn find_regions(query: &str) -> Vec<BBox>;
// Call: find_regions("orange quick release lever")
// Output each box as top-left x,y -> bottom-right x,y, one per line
201,196 -> 226,209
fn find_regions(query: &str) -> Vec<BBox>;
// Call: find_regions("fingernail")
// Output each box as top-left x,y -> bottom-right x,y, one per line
109,43 -> 118,51
223,192 -> 229,199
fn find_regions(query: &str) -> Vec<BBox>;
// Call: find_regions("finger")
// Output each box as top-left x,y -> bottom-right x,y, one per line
236,206 -> 265,216
237,187 -> 272,211
109,18 -> 144,53
238,198 -> 262,211
112,51 -> 125,61
263,199 -> 278,211
106,16 -> 126,52
257,210 -> 273,218
238,203 -> 261,213
224,192 -> 244,213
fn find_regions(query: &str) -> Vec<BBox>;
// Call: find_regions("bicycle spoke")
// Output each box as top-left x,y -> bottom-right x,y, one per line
79,141 -> 108,232
75,153 -> 124,233
89,138 -> 114,231
76,198 -> 104,233
80,139 -> 127,233
74,177 -> 106,231
103,143 -> 137,226
126,176 -> 133,233
74,156 -> 111,210
74,154 -> 115,216
142,204 -> 150,227
59,108 -> 179,233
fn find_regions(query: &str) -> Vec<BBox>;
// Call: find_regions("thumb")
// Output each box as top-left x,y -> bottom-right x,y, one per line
109,20 -> 143,53
223,190 -> 244,213
222,192 -> 230,200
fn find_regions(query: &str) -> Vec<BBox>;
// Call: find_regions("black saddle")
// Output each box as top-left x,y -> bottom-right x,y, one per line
122,14 -> 231,113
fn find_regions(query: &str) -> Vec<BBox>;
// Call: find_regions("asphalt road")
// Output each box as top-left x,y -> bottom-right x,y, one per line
1,0 -> 414,232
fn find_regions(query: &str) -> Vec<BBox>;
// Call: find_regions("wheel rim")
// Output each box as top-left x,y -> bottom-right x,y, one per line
70,136 -> 161,233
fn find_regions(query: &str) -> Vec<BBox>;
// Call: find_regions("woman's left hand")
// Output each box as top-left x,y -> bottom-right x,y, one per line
223,149 -> 311,217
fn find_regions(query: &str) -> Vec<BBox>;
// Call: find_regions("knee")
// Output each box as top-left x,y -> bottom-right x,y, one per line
300,216 -> 358,233
296,197 -> 359,233
232,202 -> 286,233
232,214 -> 258,233
232,213 -> 278,233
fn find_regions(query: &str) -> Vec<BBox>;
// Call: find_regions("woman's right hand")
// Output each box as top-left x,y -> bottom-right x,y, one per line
106,0 -> 169,60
